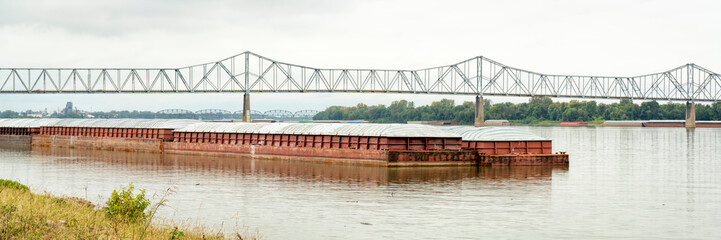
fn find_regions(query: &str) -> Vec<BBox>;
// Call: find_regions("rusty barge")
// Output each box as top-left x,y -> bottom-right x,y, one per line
0,118 -> 568,167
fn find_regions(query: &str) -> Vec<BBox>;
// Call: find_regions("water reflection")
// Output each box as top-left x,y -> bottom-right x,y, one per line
686,128 -> 696,212
28,145 -> 565,185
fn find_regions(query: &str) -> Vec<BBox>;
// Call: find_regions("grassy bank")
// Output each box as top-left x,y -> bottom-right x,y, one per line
587,119 -> 606,126
508,119 -> 606,126
509,120 -> 561,126
0,179 -> 259,239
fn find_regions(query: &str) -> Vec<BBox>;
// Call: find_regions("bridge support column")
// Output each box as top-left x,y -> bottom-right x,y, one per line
474,95 -> 484,127
685,101 -> 696,128
242,93 -> 251,122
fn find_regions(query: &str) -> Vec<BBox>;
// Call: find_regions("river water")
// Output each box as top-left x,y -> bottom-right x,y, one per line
1,127 -> 720,239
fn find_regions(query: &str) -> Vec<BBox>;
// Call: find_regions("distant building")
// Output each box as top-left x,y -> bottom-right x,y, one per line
63,102 -> 74,115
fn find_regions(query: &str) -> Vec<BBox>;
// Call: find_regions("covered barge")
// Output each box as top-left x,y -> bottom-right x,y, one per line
0,118 -> 568,167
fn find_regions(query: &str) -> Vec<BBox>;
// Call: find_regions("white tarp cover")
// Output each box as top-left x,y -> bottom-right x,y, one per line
0,118 -> 63,128
442,126 -> 546,141
0,118 -> 200,129
176,122 -> 461,138
1,118 -> 547,141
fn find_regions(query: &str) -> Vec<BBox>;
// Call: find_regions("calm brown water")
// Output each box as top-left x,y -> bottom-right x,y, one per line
1,127 -> 720,239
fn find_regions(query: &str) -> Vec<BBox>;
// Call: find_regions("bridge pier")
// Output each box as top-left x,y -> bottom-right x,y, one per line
242,93 -> 251,122
474,95 -> 484,127
685,101 -> 696,128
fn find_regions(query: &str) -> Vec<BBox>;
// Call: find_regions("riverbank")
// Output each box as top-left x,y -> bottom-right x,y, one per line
0,179 -> 259,239
506,119 -> 721,127
507,120 -> 605,126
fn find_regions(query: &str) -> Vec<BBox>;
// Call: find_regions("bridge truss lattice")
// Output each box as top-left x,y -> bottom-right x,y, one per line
2,52 -> 719,102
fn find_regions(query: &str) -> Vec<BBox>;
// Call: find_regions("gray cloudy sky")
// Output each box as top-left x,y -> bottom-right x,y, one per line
1,0 -> 720,112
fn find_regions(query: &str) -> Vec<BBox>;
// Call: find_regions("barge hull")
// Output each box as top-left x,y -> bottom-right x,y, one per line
31,135 -> 163,153
480,154 -> 569,166
24,135 -> 568,167
165,142 -> 486,166
0,135 -> 32,145
165,141 -> 390,166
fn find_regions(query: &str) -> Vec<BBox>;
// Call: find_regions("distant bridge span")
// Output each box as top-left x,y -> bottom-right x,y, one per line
2,51 -> 717,126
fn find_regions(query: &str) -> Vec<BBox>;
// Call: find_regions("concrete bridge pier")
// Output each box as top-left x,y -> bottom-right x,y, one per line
474,95 -> 484,127
685,101 -> 696,128
242,93 -> 251,122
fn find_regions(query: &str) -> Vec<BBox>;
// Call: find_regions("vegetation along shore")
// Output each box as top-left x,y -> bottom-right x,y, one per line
313,97 -> 721,124
0,179 -> 259,239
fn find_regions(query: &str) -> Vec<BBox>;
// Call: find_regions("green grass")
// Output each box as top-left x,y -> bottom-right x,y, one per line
508,120 -> 561,126
508,119 -> 607,126
587,119 -> 606,126
0,179 -> 260,240
0,179 -> 29,191
533,120 -> 562,126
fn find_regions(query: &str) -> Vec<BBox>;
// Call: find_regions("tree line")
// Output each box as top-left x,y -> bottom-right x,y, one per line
313,97 -> 721,124
4,97 -> 721,124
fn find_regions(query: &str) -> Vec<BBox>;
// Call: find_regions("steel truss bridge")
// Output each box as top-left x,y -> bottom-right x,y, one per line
1,51 -> 719,102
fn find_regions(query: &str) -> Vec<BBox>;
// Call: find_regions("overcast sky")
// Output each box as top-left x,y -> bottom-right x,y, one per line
1,0 -> 720,113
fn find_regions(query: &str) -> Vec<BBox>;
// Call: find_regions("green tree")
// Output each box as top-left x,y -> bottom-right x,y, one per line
0,110 -> 19,118
640,101 -> 661,120
312,97 -> 721,124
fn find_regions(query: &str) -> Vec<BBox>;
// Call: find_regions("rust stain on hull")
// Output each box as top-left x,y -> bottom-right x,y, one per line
479,154 -> 570,166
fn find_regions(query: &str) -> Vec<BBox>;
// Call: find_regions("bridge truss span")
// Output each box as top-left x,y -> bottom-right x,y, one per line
1,51 -> 719,101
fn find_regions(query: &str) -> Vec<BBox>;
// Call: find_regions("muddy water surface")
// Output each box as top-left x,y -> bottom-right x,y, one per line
1,126 -> 720,239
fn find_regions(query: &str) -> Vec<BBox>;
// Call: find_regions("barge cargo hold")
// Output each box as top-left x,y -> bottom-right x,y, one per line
0,118 -> 569,167
443,126 -> 552,155
0,118 -> 64,144
166,122 -> 479,166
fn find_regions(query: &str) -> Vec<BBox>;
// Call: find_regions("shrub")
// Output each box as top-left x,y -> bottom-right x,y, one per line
168,227 -> 185,240
0,179 -> 29,191
103,183 -> 151,223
